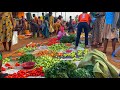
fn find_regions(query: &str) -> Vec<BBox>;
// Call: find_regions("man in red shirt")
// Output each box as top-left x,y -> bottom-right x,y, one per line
74,12 -> 91,49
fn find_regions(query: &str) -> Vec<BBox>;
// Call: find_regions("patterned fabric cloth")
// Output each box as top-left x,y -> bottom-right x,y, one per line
0,12 -> 13,42
49,16 -> 54,33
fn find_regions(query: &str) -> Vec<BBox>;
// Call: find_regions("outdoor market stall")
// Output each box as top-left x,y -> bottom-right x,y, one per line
1,33 -> 120,78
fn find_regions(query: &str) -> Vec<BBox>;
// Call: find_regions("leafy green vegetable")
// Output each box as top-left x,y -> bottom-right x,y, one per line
18,54 -> 35,63
33,56 -> 60,71
2,58 -> 11,64
68,68 -> 92,78
18,47 -> 36,53
48,43 -> 69,52
60,34 -> 76,43
45,60 -> 77,78
83,65 -> 94,77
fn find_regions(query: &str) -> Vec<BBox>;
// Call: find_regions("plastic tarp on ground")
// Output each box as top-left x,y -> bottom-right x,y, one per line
78,49 -> 120,78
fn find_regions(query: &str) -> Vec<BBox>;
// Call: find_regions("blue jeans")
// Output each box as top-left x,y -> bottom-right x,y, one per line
75,22 -> 90,47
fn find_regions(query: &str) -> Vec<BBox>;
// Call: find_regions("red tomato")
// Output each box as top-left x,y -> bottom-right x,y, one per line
2,67 -> 6,71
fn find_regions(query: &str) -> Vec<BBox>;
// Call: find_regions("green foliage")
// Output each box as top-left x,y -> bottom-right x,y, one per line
60,34 -> 76,43
68,68 -> 92,78
18,54 -> 35,63
45,60 -> 77,78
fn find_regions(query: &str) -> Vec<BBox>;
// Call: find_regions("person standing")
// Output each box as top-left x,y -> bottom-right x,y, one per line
37,16 -> 42,37
0,12 -> 15,51
91,12 -> 105,47
74,12 -> 91,49
42,17 -> 49,38
40,12 -> 45,23
68,16 -> 74,33
21,16 -> 26,34
49,12 -> 54,36
75,15 -> 78,24
103,12 -> 119,57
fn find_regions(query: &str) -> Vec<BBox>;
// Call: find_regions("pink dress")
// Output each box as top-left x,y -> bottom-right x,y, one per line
57,26 -> 66,40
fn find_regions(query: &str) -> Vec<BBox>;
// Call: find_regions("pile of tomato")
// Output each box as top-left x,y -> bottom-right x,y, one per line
5,66 -> 44,78
47,38 -> 58,46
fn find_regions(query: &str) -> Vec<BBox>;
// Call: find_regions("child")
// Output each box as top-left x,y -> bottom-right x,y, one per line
57,23 -> 66,40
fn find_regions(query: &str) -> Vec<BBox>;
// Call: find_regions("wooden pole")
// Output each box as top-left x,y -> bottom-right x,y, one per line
65,12 -> 66,21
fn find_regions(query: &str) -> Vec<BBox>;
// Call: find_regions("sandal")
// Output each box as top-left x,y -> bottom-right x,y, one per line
111,52 -> 117,57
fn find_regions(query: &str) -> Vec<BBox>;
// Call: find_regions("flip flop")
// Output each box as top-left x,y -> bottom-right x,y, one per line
111,52 -> 117,57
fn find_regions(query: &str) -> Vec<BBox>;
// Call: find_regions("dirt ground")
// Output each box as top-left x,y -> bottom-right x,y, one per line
0,36 -> 120,69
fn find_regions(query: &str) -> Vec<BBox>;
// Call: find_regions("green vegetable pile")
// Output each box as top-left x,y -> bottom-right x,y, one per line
45,60 -> 77,78
83,65 -> 94,77
63,49 -> 89,61
2,58 -> 11,64
33,56 -> 60,71
48,43 -> 69,52
18,54 -> 35,63
18,47 -> 36,53
68,68 -> 92,78
60,34 -> 76,43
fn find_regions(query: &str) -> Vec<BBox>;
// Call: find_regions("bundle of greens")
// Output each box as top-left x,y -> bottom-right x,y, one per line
45,60 -> 77,78
18,54 -> 35,63
60,34 -> 76,43
68,68 -> 92,78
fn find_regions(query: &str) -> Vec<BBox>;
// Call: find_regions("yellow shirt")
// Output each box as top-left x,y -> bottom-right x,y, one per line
40,16 -> 43,21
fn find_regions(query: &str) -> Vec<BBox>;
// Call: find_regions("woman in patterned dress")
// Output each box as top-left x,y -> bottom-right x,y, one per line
91,12 -> 105,47
49,12 -> 54,36
0,12 -> 15,51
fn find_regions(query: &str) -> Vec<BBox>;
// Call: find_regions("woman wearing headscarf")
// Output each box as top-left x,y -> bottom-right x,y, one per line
91,12 -> 105,47
0,12 -> 15,51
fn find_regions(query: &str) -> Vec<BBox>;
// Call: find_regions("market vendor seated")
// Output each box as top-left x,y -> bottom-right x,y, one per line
15,20 -> 23,35
30,19 -> 39,38
57,23 -> 66,40
0,52 -> 8,78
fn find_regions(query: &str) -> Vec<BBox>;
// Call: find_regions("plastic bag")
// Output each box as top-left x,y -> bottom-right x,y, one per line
12,31 -> 18,45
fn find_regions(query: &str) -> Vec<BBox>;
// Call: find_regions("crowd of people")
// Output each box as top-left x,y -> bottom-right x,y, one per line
0,12 -> 120,55
74,12 -> 120,57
